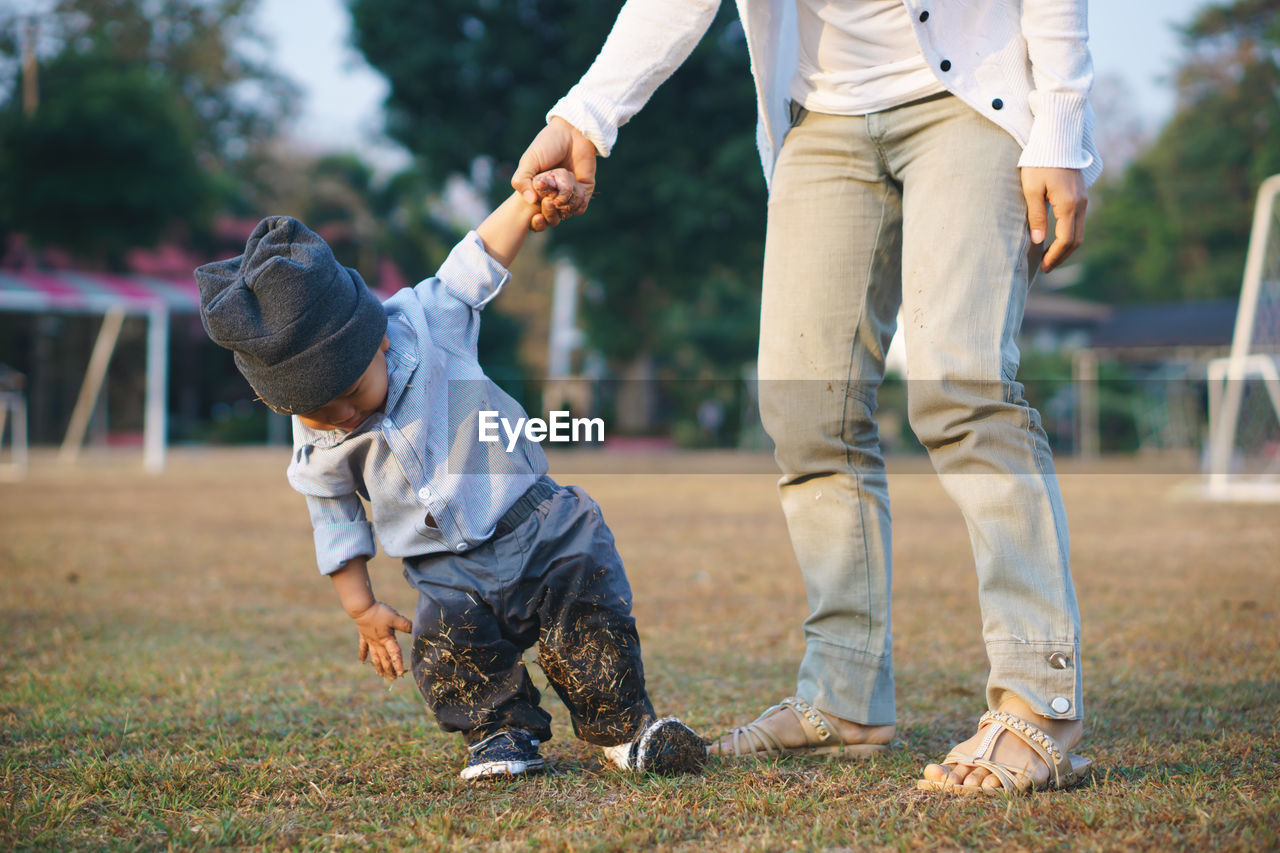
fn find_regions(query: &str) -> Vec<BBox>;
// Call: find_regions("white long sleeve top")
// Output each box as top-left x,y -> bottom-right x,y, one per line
548,0 -> 1102,189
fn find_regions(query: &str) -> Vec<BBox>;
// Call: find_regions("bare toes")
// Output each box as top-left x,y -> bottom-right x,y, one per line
922,763 -> 950,783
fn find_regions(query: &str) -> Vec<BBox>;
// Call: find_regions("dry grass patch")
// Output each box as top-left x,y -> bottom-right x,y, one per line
2,448 -> 1277,851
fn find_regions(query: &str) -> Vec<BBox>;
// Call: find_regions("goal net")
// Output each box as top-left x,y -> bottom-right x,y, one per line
1205,174 -> 1280,501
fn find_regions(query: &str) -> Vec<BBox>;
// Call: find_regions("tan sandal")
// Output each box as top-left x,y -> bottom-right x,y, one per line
709,696 -> 890,759
916,709 -> 1093,795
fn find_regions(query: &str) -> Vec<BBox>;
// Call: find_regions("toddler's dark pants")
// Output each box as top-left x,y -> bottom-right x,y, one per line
403,477 -> 655,746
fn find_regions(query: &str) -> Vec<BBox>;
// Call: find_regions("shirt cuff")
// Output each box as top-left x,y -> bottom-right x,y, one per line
313,520 -> 376,575
438,231 -> 512,310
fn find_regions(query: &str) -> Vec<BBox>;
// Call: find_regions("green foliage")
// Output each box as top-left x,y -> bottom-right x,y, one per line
2,0 -> 298,174
0,52 -> 212,267
1078,0 -> 1280,304
0,0 -> 298,266
349,0 -> 620,188
565,23 -> 765,369
350,0 -> 765,373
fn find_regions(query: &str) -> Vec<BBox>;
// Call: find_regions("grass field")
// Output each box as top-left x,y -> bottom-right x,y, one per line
2,447 -> 1278,851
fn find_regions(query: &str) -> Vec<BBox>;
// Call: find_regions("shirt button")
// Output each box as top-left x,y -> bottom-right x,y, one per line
417,487 -> 431,502
992,98 -> 1004,110
919,10 -> 929,21
940,59 -> 951,72
456,542 -> 466,550
1050,696 -> 1071,714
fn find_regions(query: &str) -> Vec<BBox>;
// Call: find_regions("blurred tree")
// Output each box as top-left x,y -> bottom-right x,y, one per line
0,0 -> 299,265
302,153 -> 382,274
0,0 -> 297,177
1078,0 -> 1280,304
0,52 -> 211,268
350,0 -> 765,375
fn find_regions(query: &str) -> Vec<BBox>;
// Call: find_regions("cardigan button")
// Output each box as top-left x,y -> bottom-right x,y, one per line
940,59 -> 951,72
992,98 -> 1004,110
919,10 -> 929,22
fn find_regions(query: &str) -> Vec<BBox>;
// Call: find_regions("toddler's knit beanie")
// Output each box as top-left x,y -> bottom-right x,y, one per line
195,216 -> 387,415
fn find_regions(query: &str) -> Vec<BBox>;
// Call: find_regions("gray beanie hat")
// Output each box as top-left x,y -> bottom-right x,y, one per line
196,216 -> 388,415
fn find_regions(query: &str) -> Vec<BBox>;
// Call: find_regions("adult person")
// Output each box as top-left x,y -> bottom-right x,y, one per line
514,0 -> 1100,794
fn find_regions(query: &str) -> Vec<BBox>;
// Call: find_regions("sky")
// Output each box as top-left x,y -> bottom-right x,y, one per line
255,0 -> 1215,174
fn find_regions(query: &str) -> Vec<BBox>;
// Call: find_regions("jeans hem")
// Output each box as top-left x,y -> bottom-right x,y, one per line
798,640 -> 896,726
986,639 -> 1083,720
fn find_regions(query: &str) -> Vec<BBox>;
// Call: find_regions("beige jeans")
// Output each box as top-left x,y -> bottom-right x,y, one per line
758,93 -> 1082,726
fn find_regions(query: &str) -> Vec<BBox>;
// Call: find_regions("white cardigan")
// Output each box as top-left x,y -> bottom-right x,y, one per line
549,0 -> 1102,189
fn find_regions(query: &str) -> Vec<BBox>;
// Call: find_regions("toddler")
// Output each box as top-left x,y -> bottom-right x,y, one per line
196,174 -> 705,780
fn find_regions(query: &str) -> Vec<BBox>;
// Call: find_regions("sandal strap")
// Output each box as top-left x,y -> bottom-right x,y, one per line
935,747 -> 1036,794
975,710 -> 1079,788
724,702 -> 790,756
779,697 -> 840,746
719,696 -> 841,756
970,756 -> 1034,793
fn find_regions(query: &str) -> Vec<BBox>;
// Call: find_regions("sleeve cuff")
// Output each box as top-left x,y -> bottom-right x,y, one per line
438,231 -> 512,310
314,521 -> 376,575
548,89 -> 620,157
1019,90 -> 1092,172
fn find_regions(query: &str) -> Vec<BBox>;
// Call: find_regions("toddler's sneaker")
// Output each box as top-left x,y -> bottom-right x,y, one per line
460,729 -> 546,781
603,716 -> 707,775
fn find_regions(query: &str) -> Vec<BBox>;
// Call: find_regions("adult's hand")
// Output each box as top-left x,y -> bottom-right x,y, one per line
512,117 -> 598,231
1021,167 -> 1087,273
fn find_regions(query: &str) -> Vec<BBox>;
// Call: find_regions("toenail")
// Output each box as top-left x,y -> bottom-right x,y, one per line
1051,696 -> 1071,713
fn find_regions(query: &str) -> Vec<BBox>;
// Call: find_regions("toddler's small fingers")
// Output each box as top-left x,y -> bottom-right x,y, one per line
533,169 -> 567,197
384,640 -> 404,667
358,637 -> 369,662
554,168 -> 578,198
540,200 -> 564,228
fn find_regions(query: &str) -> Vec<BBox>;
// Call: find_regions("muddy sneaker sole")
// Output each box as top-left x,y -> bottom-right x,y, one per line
459,755 -> 546,781
634,717 -> 707,775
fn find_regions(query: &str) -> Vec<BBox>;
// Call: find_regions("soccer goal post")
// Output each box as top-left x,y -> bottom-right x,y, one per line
1204,174 -> 1280,501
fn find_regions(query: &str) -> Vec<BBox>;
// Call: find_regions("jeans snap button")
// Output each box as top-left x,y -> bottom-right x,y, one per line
1047,652 -> 1072,669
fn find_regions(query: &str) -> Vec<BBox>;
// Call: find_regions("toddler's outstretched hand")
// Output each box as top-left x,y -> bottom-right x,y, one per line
352,601 -> 413,679
531,168 -> 583,231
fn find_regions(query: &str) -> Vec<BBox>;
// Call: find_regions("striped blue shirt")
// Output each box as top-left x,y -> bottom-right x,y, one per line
286,232 -> 547,575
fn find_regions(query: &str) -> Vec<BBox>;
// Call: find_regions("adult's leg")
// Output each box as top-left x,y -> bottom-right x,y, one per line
882,94 -> 1084,789
756,108 -> 903,727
